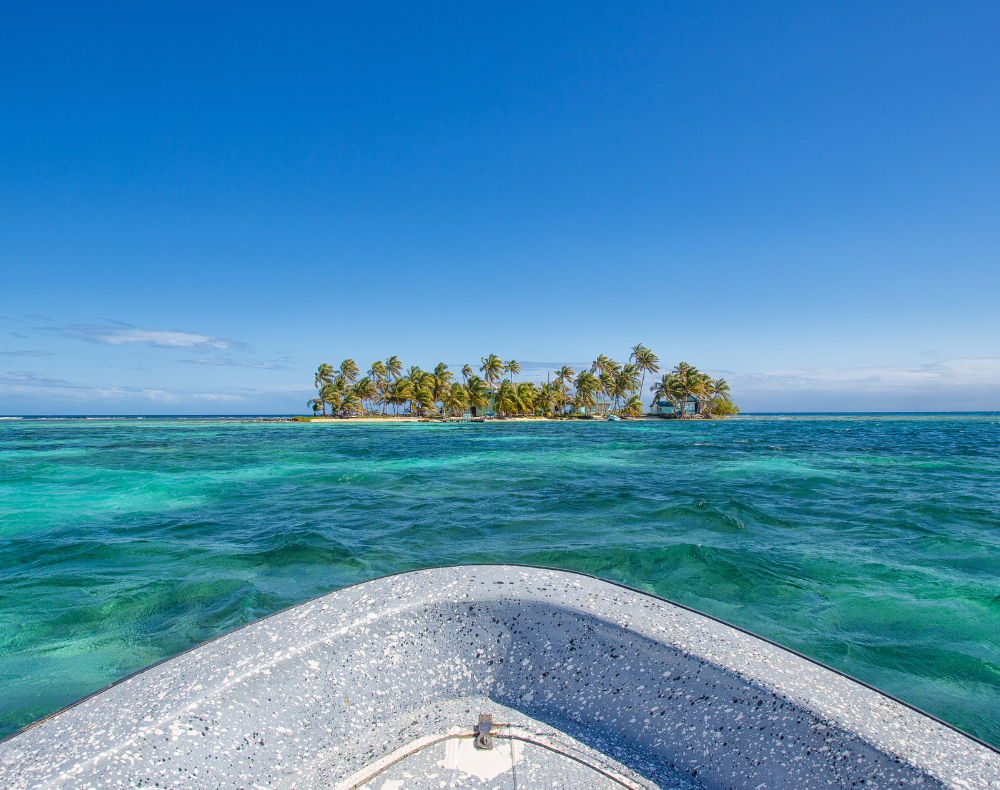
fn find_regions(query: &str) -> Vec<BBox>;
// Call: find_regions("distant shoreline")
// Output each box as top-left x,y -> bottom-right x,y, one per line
1,412 -> 997,420
302,415 -> 663,423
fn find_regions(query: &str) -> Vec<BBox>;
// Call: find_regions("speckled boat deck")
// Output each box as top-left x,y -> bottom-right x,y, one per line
1,565 -> 998,789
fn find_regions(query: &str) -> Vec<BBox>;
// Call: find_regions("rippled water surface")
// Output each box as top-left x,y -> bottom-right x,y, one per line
1,416 -> 999,745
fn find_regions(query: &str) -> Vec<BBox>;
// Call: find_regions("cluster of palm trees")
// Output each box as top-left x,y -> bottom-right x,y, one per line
648,362 -> 736,417
307,344 -> 735,418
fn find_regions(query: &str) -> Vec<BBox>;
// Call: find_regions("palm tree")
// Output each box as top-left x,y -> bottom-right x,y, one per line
516,382 -> 536,415
341,390 -> 362,416
650,372 -> 684,416
590,355 -> 614,414
313,363 -> 335,414
442,382 -> 469,416
536,383 -> 556,415
667,373 -> 686,417
703,378 -> 723,416
399,378 -> 415,416
431,363 -> 454,409
663,363 -> 710,416
375,379 -> 389,415
611,363 -> 641,413
553,386 -> 569,416
385,379 -> 412,416
493,380 -> 518,417
554,366 -> 575,415
597,371 -> 614,415
573,370 -> 598,414
315,363 -> 335,390
402,367 -> 428,415
339,359 -> 359,384
623,363 -> 641,391
354,377 -> 376,414
604,359 -> 621,414
704,378 -> 736,416
667,363 -> 689,416
320,381 -> 342,417
385,356 -> 402,382
693,371 -> 712,415
621,394 -> 644,418
461,364 -> 473,384
590,354 -> 611,377
505,360 -> 521,383
368,361 -> 387,414
480,354 -> 504,390
649,376 -> 666,408
630,345 -> 659,408
710,377 -> 731,400
668,363 -> 709,415
379,357 -> 403,414
368,360 -> 386,382
464,375 -> 490,416
413,385 -> 436,416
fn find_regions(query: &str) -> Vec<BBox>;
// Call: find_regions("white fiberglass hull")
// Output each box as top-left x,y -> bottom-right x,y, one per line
1,565 -> 997,789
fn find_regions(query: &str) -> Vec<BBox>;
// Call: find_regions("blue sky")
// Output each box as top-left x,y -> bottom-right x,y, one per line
2,2 -> 999,414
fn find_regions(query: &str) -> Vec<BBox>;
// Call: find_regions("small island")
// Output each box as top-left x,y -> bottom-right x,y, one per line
302,345 -> 737,420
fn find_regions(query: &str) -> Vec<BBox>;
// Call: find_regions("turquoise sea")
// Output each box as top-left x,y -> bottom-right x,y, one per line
1,415 -> 999,747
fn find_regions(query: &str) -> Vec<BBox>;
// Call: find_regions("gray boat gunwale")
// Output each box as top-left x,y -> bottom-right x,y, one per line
3,561 -> 997,757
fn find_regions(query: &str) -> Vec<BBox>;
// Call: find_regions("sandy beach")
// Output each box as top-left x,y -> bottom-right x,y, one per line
303,415 -> 663,423
308,416 -> 556,423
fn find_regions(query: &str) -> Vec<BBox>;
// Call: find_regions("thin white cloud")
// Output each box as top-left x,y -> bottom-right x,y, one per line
0,350 -> 52,357
715,357 -> 1000,412
182,356 -> 285,369
0,370 -> 69,387
0,370 -> 246,404
90,388 -> 247,403
191,393 -> 248,402
45,324 -> 248,351
721,358 -> 1000,393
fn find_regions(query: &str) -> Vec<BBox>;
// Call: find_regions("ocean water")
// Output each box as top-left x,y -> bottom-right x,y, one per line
1,415 -> 999,747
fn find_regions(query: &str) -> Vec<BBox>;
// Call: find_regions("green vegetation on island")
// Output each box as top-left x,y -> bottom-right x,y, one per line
307,345 -> 736,419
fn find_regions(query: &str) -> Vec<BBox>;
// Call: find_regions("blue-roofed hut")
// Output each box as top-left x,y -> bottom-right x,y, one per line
651,394 -> 703,416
